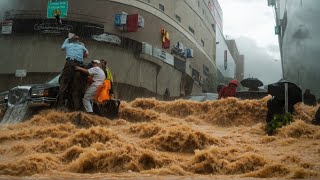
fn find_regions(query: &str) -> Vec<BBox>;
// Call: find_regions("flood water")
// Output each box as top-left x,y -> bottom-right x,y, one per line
0,97 -> 319,179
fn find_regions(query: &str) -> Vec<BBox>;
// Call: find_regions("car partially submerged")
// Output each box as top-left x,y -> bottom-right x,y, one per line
0,75 -> 120,123
184,90 -> 268,102
0,75 -> 60,109
236,90 -> 268,100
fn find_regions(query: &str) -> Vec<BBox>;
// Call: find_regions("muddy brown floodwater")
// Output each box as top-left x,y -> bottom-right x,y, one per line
0,97 -> 319,180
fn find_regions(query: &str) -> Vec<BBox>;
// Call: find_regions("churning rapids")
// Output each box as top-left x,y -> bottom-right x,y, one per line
0,97 -> 319,179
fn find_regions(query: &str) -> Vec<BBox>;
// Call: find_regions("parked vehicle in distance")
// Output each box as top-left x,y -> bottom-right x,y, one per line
236,90 -> 268,100
184,93 -> 219,102
184,90 -> 268,102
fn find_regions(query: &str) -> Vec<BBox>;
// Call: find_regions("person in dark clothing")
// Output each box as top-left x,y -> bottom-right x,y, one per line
56,35 -> 89,109
266,97 -> 284,123
311,107 -> 320,125
303,89 -> 317,106
163,88 -> 170,101
217,84 -> 225,94
266,97 -> 295,121
67,71 -> 88,111
266,96 -> 295,135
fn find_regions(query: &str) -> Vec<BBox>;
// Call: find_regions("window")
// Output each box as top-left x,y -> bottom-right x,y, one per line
211,24 -> 216,32
175,14 -> 181,22
198,1 -> 200,7
203,9 -> 205,15
144,0 -> 150,3
201,39 -> 205,47
192,68 -> 200,82
159,4 -> 165,11
203,65 -> 209,76
189,26 -> 195,35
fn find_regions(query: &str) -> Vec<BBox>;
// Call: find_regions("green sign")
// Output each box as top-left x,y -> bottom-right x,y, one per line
47,0 -> 68,18
268,0 -> 276,6
275,25 -> 281,35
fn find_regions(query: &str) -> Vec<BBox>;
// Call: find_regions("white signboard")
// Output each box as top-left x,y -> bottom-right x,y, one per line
152,48 -> 174,66
1,20 -> 13,34
92,33 -> 121,45
164,53 -> 174,66
153,48 -> 166,61
114,12 -> 128,26
15,69 -> 27,78
142,42 -> 152,55
138,15 -> 145,28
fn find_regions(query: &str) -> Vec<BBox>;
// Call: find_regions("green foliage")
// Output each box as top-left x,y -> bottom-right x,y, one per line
266,113 -> 293,135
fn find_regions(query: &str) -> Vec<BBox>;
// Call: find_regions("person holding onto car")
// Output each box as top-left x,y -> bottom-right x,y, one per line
303,89 -> 317,106
100,59 -> 114,97
218,79 -> 238,99
75,60 -> 105,114
57,34 -> 89,110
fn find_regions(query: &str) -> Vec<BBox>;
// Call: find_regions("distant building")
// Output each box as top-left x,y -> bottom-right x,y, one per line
271,0 -> 320,97
226,40 -> 245,81
215,28 -> 236,84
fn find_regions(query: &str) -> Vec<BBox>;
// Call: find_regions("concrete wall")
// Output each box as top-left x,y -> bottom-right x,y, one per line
0,35 -> 65,74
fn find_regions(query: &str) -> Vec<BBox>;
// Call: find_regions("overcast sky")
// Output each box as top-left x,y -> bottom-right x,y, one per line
219,0 -> 282,85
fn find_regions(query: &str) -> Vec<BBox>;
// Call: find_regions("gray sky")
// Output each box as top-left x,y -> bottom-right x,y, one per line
219,0 -> 282,85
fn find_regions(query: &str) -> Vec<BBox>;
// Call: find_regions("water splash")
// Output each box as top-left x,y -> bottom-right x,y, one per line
0,103 -> 29,124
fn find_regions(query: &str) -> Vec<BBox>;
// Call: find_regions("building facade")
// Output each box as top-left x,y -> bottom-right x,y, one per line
272,0 -> 320,97
0,0 -> 221,100
215,28 -> 236,83
226,40 -> 245,82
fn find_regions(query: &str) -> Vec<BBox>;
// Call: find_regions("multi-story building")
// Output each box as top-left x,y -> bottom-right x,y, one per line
211,0 -> 244,85
226,40 -> 245,81
0,0 -> 222,100
215,30 -> 236,84
271,0 -> 320,97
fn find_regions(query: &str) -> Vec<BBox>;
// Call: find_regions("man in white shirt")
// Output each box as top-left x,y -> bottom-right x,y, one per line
75,60 -> 105,113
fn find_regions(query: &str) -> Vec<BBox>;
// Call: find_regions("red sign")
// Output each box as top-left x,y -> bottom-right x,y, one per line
126,14 -> 138,32
161,28 -> 170,49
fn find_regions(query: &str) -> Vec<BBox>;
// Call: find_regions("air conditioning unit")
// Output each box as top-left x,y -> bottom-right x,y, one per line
165,53 -> 174,66
142,42 -> 152,55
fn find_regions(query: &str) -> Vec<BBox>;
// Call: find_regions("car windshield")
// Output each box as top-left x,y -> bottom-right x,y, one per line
205,93 -> 218,101
47,75 -> 60,84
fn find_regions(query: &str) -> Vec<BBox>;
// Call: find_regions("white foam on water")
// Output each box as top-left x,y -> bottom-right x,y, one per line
0,103 -> 29,124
